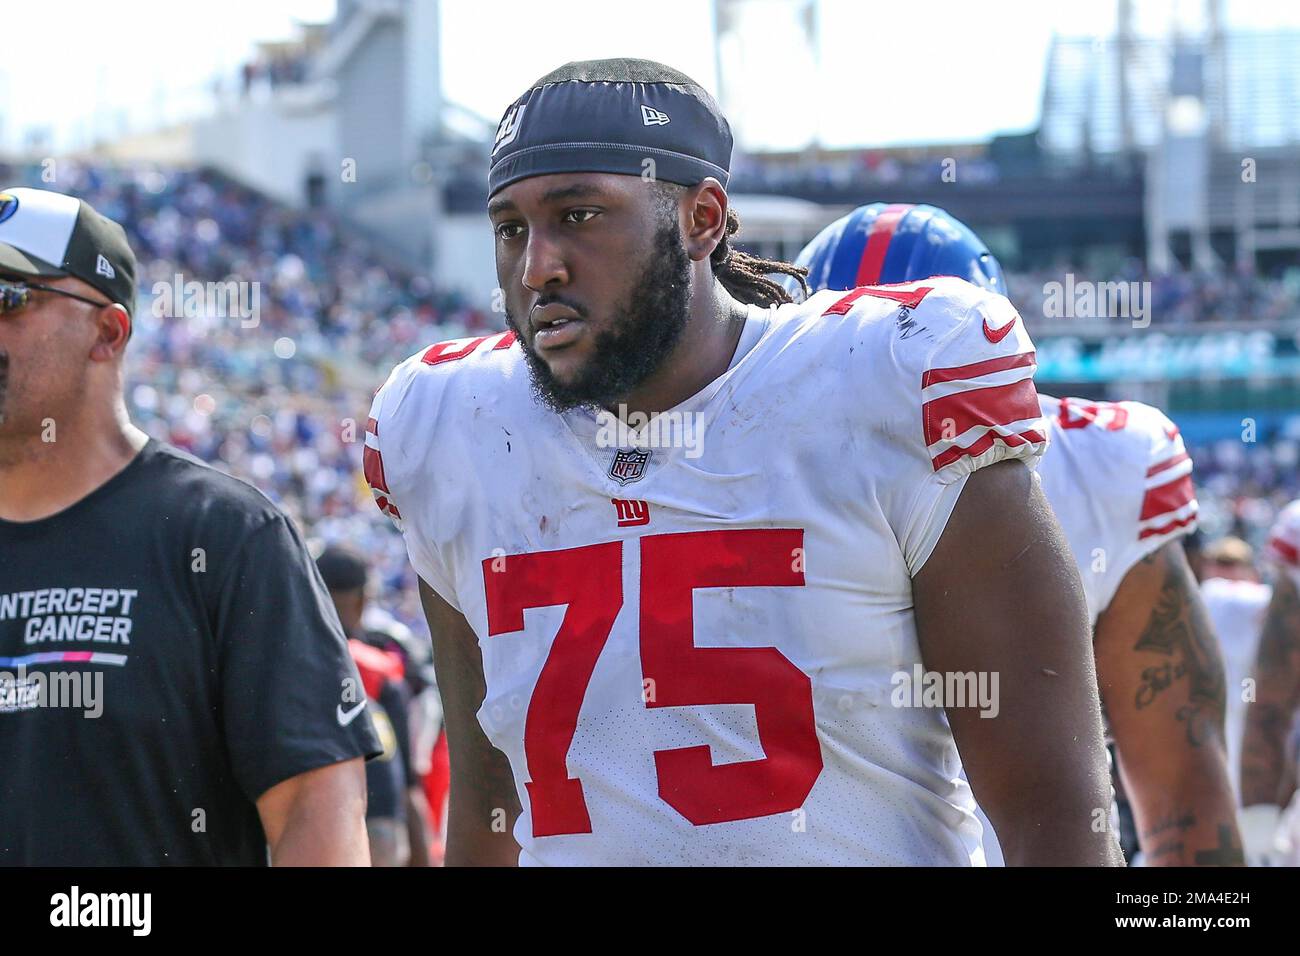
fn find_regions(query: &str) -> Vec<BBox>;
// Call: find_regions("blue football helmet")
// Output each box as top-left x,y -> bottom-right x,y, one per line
787,202 -> 1006,298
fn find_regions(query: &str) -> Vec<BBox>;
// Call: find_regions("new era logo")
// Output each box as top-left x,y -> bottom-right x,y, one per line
641,105 -> 670,126
95,254 -> 115,279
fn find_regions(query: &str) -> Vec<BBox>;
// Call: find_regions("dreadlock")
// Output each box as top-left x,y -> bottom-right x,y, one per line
711,206 -> 809,307
650,181 -> 808,308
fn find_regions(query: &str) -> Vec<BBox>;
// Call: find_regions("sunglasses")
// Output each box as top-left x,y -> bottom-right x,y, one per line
0,278 -> 113,314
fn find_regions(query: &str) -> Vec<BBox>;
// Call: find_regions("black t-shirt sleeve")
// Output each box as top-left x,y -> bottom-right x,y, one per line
213,514 -> 382,802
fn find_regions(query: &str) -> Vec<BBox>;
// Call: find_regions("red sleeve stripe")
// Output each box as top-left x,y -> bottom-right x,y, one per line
921,351 -> 1036,389
920,363 -> 1038,404
1138,498 -> 1197,532
1140,473 -> 1195,521
1146,450 -> 1189,478
366,416 -> 379,436
1143,458 -> 1192,492
363,444 -> 391,494
930,426 -> 1046,472
1138,512 -> 1197,540
372,494 -> 402,521
923,378 -> 1042,450
1269,535 -> 1300,566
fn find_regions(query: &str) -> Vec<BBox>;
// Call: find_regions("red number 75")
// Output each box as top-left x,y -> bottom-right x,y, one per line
483,528 -> 823,838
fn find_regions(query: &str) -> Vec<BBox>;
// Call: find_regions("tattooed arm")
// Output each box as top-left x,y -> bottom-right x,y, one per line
1240,569 -> 1300,809
1093,541 -> 1243,865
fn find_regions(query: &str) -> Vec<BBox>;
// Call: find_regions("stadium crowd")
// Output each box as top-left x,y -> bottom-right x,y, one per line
3,159 -> 1298,629
0,160 -> 501,637
1005,262 -> 1300,326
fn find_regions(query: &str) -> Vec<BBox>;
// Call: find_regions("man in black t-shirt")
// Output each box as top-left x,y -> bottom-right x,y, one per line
0,186 -> 381,865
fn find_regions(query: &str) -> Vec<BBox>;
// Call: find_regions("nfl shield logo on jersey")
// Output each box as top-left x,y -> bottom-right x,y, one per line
608,448 -> 651,485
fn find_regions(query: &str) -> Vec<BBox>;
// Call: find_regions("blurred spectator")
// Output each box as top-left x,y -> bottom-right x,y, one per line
317,545 -> 438,866
1202,536 -> 1262,583
1005,262 -> 1300,326
0,158 -> 497,637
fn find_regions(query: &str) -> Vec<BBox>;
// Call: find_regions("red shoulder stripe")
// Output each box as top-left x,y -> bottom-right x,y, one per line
1270,535 -> 1299,566
1146,451 -> 1190,478
1139,514 -> 1197,540
1140,474 -> 1195,521
921,351 -> 1035,389
930,427 -> 1046,471
923,378 -> 1040,452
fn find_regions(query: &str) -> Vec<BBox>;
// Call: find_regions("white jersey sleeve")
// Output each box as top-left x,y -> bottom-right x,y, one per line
1127,401 -> 1198,555
365,330 -> 520,611
1266,500 -> 1300,589
830,278 -> 1047,573
1037,396 -> 1198,622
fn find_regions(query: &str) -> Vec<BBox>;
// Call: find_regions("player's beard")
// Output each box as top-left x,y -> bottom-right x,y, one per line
506,217 -> 692,414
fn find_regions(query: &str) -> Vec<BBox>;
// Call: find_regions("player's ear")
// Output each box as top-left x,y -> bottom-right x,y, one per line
682,178 -> 729,263
89,303 -> 131,362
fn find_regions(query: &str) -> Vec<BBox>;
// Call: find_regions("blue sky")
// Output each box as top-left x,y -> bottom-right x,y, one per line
4,0 -> 1300,154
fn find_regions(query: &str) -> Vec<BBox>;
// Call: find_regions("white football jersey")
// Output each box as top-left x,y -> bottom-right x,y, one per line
1267,500 -> 1300,590
1200,576 -> 1271,801
978,395 -> 1197,865
1035,395 -> 1199,625
367,277 -> 1046,866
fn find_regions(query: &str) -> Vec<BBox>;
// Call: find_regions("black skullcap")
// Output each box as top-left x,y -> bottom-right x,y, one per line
316,545 -> 369,592
487,58 -> 733,198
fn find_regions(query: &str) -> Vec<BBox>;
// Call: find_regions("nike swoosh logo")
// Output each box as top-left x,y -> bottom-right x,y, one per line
337,700 -> 367,727
982,314 -> 1017,343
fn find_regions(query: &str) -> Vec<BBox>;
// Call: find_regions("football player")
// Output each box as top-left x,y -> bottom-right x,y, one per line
792,202 -> 1242,865
1240,500 -> 1300,862
367,60 -> 1120,866
1196,537 -> 1271,803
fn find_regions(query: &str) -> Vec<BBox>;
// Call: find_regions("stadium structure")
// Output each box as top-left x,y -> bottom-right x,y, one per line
3,0 -> 1298,541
